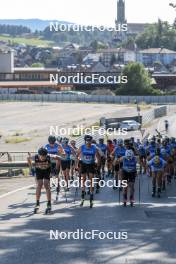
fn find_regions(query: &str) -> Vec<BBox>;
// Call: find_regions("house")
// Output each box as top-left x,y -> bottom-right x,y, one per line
98,48 -> 136,67
137,48 -> 176,66
83,53 -> 100,65
89,62 -> 108,73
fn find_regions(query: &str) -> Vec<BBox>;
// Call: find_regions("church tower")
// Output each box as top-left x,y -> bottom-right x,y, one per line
117,0 -> 126,24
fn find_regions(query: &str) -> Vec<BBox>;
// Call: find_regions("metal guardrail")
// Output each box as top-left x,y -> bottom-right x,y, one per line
0,128 -> 102,172
1,93 -> 176,104
0,161 -> 30,169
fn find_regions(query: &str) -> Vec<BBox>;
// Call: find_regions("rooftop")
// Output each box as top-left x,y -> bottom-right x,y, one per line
140,48 -> 176,54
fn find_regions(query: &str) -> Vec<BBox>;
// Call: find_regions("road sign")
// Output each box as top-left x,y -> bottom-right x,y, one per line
140,129 -> 145,137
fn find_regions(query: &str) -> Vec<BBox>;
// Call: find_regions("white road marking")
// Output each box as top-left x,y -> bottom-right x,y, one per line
0,184 -> 35,199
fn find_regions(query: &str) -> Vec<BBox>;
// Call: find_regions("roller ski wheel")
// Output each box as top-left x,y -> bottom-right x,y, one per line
130,201 -> 134,207
90,194 -> 94,208
45,207 -> 52,215
54,195 -> 59,204
34,205 -> 39,214
80,199 -> 84,207
157,193 -> 161,198
123,202 -> 127,207
90,200 -> 93,208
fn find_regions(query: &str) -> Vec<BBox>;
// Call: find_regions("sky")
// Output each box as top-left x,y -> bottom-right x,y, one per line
0,0 -> 175,25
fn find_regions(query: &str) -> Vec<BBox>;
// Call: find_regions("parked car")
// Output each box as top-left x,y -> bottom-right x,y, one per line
50,91 -> 88,96
120,120 -> 141,131
106,122 -> 120,130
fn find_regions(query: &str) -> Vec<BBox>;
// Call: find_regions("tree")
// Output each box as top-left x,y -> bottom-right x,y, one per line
135,19 -> 176,51
116,62 -> 161,95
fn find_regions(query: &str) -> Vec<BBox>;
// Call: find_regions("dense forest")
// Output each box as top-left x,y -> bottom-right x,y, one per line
0,24 -> 31,36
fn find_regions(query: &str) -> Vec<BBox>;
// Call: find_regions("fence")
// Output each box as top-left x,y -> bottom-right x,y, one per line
1,93 -> 176,104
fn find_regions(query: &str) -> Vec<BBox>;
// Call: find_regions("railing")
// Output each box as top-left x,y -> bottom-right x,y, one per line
1,93 -> 176,104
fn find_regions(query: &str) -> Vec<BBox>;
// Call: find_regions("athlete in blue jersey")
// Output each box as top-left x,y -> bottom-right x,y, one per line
61,137 -> 76,191
111,138 -> 126,189
148,153 -> 166,198
45,135 -> 66,199
70,140 -> 78,180
120,149 -> 137,207
45,136 -> 61,177
138,144 -> 147,174
97,138 -> 107,179
77,135 -> 100,208
162,138 -> 174,183
147,140 -> 157,157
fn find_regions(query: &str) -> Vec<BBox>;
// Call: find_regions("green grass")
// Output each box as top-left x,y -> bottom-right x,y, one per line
5,137 -> 31,144
0,35 -> 54,47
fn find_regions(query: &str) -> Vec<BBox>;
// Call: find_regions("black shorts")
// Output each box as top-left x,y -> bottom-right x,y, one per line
122,170 -> 136,183
81,163 -> 95,174
61,160 -> 71,171
36,173 -> 50,181
115,162 -> 123,172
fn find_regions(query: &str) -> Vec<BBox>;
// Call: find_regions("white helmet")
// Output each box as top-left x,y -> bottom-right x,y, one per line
117,138 -> 123,145
125,149 -> 134,159
161,148 -> 166,156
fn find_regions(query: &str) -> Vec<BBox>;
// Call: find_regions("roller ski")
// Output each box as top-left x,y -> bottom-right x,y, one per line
157,188 -> 161,198
45,202 -> 52,215
123,194 -> 127,207
90,193 -> 94,208
130,195 -> 135,207
152,186 -> 156,197
55,186 -> 60,202
80,191 -> 85,207
34,202 -> 40,214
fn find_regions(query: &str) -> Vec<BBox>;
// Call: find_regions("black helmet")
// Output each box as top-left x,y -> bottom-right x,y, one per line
131,137 -> 134,143
99,138 -> 104,143
48,135 -> 56,144
84,135 -> 92,142
124,139 -> 130,145
38,147 -> 48,156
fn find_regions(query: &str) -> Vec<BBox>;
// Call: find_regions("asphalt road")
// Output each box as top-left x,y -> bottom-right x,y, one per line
0,172 -> 176,264
0,109 -> 176,264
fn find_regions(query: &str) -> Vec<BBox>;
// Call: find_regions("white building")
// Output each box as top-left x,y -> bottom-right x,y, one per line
0,49 -> 14,73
